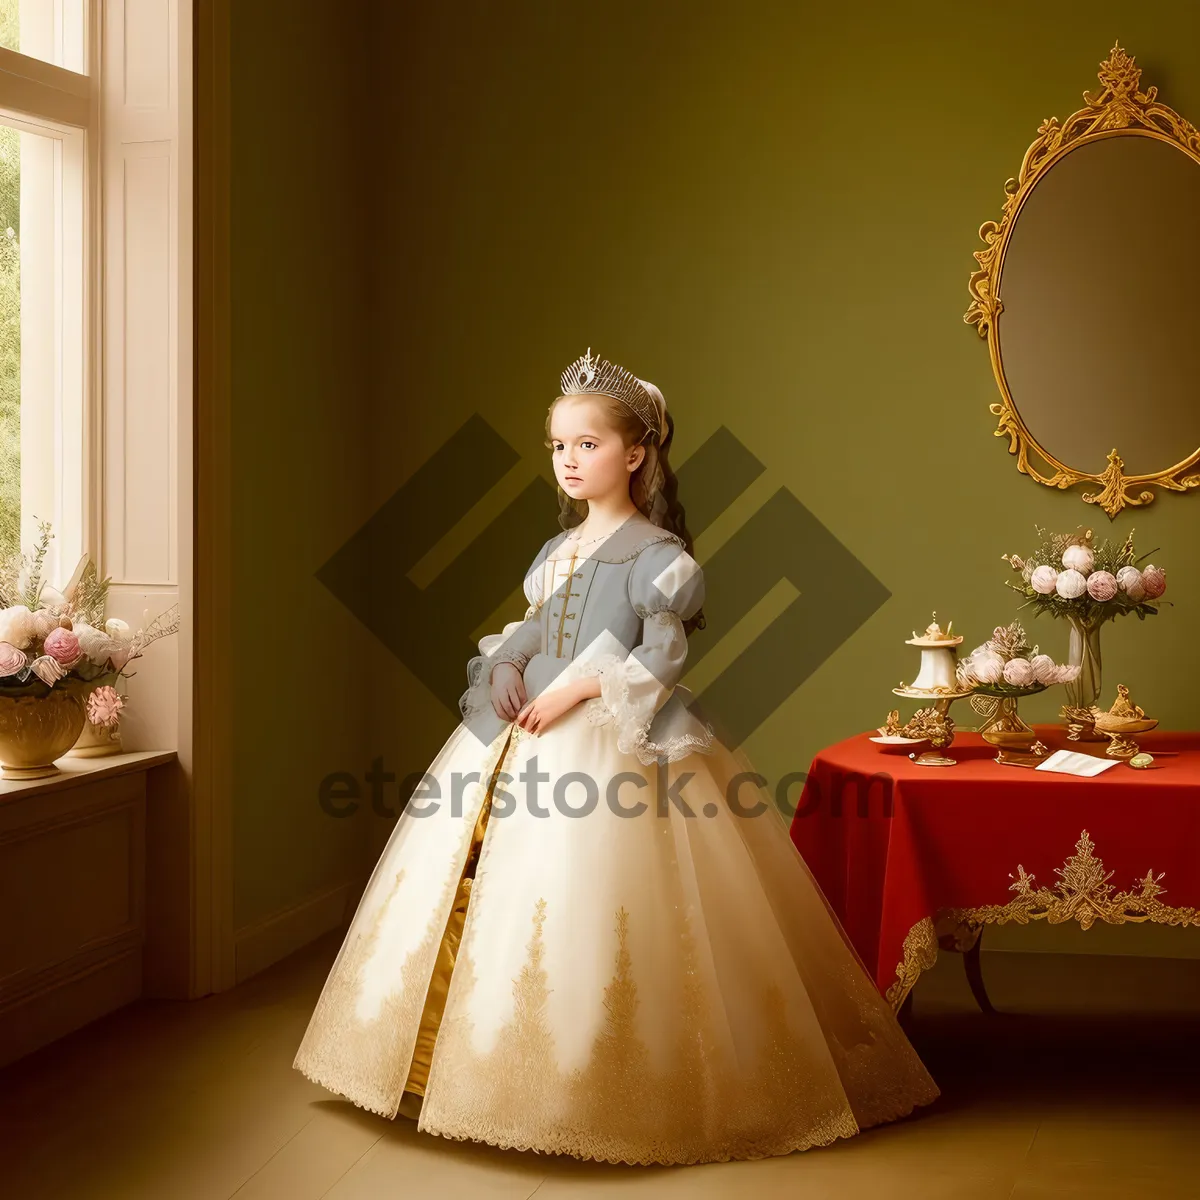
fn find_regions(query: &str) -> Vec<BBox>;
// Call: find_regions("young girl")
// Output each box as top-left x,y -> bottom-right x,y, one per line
294,349 -> 938,1165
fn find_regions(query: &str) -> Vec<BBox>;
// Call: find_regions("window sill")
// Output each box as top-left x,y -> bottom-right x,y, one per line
0,750 -> 177,802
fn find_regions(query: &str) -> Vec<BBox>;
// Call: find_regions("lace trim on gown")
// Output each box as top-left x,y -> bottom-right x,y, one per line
576,614 -> 715,765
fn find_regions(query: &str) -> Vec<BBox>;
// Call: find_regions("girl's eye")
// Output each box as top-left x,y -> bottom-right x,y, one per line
581,441 -> 596,450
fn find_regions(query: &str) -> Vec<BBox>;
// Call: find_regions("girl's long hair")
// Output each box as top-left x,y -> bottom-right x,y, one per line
545,392 -> 706,635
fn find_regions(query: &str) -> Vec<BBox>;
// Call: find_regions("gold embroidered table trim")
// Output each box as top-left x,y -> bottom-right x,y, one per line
885,829 -> 1200,1009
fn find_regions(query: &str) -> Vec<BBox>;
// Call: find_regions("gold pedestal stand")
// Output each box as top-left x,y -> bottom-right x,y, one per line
892,687 -> 975,766
971,686 -> 1050,769
891,615 -> 974,766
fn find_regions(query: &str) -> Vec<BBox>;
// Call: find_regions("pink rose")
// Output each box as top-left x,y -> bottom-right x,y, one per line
43,626 -> 83,668
0,641 -> 26,677
1087,570 -> 1117,602
86,685 -> 125,727
1141,565 -> 1166,599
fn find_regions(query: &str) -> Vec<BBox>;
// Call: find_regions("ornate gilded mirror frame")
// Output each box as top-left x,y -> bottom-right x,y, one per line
965,45 -> 1200,518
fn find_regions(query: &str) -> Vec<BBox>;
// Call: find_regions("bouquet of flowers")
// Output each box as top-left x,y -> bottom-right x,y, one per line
956,621 -> 1080,694
0,520 -> 178,694
1002,525 -> 1168,624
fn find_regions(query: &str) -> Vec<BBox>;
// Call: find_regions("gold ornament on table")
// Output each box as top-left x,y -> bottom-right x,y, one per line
959,621 -> 1076,768
902,706 -> 957,766
868,708 -> 929,754
891,614 -> 974,766
877,710 -> 904,737
1091,684 -> 1158,760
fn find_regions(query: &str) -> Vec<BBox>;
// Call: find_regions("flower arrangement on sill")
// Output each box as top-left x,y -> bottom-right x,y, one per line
0,521 -> 179,778
0,520 -> 179,694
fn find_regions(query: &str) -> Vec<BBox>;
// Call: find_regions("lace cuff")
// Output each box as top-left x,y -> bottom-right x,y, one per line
459,608 -> 539,724
576,643 -> 713,765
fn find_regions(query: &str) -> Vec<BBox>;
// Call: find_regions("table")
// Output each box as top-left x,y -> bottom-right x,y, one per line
788,726 -> 1200,1010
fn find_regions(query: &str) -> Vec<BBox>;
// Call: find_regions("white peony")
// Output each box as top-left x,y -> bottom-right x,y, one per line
0,605 -> 38,649
1030,565 -> 1059,594
1003,657 -> 1035,687
972,650 -> 1005,684
31,608 -> 59,639
1062,544 -> 1095,574
1116,565 -> 1145,602
72,621 -> 118,666
105,618 -> 132,643
1055,569 -> 1087,599
1029,653 -> 1057,684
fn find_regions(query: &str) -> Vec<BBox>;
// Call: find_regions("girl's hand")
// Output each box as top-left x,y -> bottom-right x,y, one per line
491,662 -> 527,721
515,676 -> 599,734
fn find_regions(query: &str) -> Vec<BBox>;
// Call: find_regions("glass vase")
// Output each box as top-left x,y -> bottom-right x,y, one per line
1064,614 -> 1103,712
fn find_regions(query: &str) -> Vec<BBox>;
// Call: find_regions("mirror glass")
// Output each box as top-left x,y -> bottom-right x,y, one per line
997,134 -> 1200,476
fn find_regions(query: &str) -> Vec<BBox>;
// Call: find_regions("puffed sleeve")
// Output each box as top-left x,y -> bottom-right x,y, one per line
458,539 -> 548,724
579,537 -> 706,763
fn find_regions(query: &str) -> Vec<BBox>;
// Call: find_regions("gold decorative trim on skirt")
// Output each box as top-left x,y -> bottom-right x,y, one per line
403,722 -> 519,1097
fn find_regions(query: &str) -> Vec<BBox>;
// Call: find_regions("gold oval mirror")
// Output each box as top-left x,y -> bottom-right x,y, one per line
966,45 -> 1200,517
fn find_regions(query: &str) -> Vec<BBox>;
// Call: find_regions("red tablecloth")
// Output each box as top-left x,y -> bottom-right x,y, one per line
788,726 -> 1200,1006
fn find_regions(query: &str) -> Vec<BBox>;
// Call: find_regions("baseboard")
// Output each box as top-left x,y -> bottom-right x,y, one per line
233,878 -> 360,984
0,945 -> 142,1068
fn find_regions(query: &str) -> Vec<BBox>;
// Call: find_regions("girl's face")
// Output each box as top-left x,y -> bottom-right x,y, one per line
549,395 -> 644,505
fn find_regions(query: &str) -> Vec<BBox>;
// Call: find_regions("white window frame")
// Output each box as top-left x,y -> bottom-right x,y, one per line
0,4 -> 97,589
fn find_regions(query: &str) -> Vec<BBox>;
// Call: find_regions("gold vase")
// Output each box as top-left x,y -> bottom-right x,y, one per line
0,681 -> 91,780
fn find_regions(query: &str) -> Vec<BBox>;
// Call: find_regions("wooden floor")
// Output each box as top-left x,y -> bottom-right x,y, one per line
1,938 -> 1198,1199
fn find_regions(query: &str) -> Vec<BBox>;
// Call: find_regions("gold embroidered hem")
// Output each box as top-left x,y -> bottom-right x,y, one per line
403,724 -> 518,1096
295,691 -> 938,1160
415,894 -> 935,1165
885,829 -> 1200,1007
292,723 -> 518,1119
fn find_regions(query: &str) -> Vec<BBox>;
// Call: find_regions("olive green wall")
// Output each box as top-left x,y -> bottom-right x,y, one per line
365,2 -> 1200,960
230,4 -> 374,933
367,3 -> 1199,752
231,1 -> 1200,955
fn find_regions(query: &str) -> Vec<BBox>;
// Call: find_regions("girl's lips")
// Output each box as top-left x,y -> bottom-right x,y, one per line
564,476 -> 582,483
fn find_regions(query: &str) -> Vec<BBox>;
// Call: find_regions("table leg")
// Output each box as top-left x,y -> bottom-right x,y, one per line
963,925 -> 997,1014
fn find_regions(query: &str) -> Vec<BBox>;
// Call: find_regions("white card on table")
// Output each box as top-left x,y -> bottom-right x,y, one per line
1034,749 -> 1122,777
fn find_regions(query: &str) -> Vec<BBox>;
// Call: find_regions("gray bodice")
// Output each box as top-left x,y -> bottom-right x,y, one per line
459,515 -> 714,762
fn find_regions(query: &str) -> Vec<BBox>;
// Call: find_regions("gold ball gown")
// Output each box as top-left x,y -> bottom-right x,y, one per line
294,513 -> 938,1165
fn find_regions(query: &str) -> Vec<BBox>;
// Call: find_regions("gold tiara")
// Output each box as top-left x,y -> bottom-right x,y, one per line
559,348 -> 659,433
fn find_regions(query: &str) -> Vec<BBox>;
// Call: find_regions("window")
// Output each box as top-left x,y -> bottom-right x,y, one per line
0,0 -> 90,583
